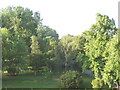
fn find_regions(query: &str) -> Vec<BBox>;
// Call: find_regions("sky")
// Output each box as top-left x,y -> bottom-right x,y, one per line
0,0 -> 119,38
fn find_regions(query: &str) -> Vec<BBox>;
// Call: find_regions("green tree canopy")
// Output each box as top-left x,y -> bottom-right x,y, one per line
85,13 -> 118,88
1,28 -> 28,75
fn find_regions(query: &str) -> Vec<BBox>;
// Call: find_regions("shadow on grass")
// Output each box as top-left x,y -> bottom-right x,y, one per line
2,71 -> 93,88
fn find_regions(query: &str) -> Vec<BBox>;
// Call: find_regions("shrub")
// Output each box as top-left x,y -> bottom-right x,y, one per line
41,66 -> 50,72
7,67 -> 19,76
40,66 -> 53,78
60,70 -> 83,88
91,78 -> 103,88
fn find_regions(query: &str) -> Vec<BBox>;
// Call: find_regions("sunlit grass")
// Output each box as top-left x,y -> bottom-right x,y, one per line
2,71 -> 61,88
2,71 -> 93,88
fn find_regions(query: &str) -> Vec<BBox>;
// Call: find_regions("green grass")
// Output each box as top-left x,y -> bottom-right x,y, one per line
2,71 -> 93,88
2,71 -> 61,88
82,74 -> 93,88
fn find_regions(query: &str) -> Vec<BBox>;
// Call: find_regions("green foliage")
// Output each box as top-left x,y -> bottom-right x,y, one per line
1,6 -> 119,88
91,78 -> 103,88
102,36 -> 120,88
30,35 -> 41,54
0,6 -> 38,37
60,35 -> 84,71
85,13 -> 118,88
41,66 -> 50,72
76,52 -> 90,72
60,70 -> 83,88
37,25 -> 59,72
0,6 -> 41,75
7,67 -> 20,76
40,66 -> 53,78
30,35 -> 45,72
1,28 -> 29,75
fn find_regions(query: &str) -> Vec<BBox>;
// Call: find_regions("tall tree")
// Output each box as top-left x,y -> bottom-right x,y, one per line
1,28 -> 28,75
37,25 -> 59,72
0,6 -> 42,53
85,13 -> 118,88
102,35 -> 120,88
0,6 -> 38,37
60,34 -> 74,70
60,34 -> 85,71
30,35 -> 44,76
0,6 -> 42,74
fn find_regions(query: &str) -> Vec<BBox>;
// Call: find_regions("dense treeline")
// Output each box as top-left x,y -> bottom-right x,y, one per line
0,6 -> 120,88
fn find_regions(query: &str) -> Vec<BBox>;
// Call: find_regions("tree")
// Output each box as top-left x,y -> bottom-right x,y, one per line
85,13 -> 118,88
0,6 -> 41,52
30,35 -> 41,55
53,42 -> 66,71
45,36 -> 58,72
76,52 -> 90,72
0,6 -> 43,75
60,34 -> 74,71
37,25 -> 59,72
1,28 -> 28,75
102,35 -> 120,88
0,6 -> 38,37
30,35 -> 45,76
74,35 -> 90,72
60,35 -> 85,71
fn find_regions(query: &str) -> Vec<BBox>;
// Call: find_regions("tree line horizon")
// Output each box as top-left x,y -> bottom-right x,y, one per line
0,6 -> 120,88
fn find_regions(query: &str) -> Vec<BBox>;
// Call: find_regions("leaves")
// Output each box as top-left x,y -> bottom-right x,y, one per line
85,13 -> 119,88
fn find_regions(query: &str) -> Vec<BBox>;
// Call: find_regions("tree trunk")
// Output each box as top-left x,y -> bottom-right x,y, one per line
34,71 -> 36,76
64,51 -> 68,71
49,65 -> 51,72
118,81 -> 120,90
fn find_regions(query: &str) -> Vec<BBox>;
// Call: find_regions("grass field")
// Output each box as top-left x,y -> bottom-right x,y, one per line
2,71 -> 93,88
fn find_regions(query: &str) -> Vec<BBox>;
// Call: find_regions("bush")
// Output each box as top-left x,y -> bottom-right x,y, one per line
41,66 -> 50,72
40,66 -> 53,78
7,67 -> 19,76
91,78 -> 103,88
60,70 -> 83,88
